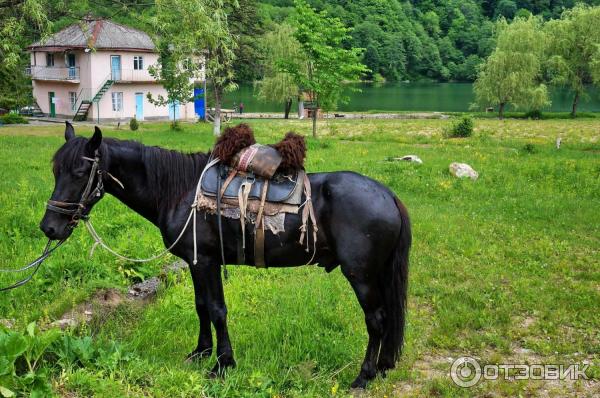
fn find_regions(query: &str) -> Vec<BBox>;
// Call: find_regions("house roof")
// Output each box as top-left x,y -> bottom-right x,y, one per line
28,19 -> 156,52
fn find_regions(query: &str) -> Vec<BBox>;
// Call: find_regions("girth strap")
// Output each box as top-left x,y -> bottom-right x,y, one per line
254,180 -> 269,267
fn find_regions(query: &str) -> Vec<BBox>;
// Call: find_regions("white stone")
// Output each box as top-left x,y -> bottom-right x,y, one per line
399,155 -> 423,164
0,319 -> 15,329
449,162 -> 478,180
50,318 -> 79,330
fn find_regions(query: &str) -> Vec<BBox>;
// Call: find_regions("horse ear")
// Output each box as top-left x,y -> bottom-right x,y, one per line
86,126 -> 103,154
65,121 -> 75,141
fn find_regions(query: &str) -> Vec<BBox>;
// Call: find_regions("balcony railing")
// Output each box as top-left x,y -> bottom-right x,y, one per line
111,68 -> 154,82
26,66 -> 80,82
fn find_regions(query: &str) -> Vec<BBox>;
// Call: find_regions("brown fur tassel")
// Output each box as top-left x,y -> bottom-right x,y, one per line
271,132 -> 306,174
212,123 -> 256,165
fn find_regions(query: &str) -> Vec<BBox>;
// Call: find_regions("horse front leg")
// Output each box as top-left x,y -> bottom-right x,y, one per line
186,263 -> 213,362
191,255 -> 236,376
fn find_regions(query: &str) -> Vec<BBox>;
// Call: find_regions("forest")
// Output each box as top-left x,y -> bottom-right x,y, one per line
254,0 -> 600,82
4,1 -> 600,82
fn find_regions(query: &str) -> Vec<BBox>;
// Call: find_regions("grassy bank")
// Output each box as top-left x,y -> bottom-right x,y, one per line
0,118 -> 598,397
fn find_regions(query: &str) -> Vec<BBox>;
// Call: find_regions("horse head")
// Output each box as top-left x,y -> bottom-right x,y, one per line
39,122 -> 104,240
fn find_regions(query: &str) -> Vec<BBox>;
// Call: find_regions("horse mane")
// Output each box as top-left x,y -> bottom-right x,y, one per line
136,142 -> 209,211
53,137 -> 210,211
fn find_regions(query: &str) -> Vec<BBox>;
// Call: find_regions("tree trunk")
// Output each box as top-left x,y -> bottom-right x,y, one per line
312,104 -> 317,138
498,102 -> 505,120
571,91 -> 580,118
213,86 -> 222,136
284,98 -> 292,119
298,99 -> 304,119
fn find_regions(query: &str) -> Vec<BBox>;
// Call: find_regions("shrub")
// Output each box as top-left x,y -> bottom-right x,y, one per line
444,116 -> 473,138
129,117 -> 139,131
524,109 -> 542,119
0,113 -> 28,124
522,143 -> 537,153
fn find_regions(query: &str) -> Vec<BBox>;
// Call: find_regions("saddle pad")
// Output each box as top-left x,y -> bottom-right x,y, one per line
200,163 -> 304,205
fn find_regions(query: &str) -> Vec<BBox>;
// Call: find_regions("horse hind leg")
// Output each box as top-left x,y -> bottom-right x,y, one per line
341,262 -> 386,388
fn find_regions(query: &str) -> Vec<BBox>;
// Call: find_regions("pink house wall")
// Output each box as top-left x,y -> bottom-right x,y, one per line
30,49 -> 199,121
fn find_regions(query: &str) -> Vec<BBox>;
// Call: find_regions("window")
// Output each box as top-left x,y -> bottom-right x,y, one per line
69,92 -> 77,109
111,92 -> 123,112
133,56 -> 144,70
46,53 -> 54,67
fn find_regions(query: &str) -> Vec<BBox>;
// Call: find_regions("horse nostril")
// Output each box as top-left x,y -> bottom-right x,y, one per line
41,224 -> 56,237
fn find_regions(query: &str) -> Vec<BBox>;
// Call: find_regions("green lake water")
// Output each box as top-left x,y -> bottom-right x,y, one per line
224,82 -> 600,113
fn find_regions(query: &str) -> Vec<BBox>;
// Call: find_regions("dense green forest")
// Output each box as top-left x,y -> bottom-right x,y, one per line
256,0 -> 600,82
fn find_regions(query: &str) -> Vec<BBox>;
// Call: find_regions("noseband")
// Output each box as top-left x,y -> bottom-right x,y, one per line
46,151 -> 105,226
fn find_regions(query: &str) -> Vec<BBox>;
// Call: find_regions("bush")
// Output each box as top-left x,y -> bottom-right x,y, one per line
444,116 -> 473,138
524,109 -> 542,119
522,143 -> 537,154
129,117 -> 139,131
0,113 -> 28,124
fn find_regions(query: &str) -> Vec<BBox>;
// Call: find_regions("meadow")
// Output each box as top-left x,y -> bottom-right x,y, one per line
0,117 -> 598,397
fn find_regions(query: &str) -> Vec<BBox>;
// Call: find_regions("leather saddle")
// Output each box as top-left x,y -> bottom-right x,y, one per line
200,163 -> 304,205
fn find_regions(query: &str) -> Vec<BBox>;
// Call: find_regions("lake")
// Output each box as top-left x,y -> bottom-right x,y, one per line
224,82 -> 600,113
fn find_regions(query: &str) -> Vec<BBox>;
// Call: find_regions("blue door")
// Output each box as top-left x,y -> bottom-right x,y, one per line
194,88 -> 205,119
168,101 -> 180,121
111,55 -> 121,81
135,93 -> 144,120
67,54 -> 76,79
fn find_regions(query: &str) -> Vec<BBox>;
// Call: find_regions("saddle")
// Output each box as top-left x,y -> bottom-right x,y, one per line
201,164 -> 304,205
197,124 -> 317,268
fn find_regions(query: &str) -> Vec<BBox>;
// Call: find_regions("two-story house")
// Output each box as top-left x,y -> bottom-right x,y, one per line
27,18 -> 203,122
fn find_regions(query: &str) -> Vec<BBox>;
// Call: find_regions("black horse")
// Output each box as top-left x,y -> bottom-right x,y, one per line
39,123 -> 411,388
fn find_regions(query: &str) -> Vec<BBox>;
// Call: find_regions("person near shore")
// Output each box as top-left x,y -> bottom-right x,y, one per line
239,102 -> 244,114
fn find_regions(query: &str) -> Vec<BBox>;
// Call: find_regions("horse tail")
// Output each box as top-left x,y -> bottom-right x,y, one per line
380,196 -> 411,364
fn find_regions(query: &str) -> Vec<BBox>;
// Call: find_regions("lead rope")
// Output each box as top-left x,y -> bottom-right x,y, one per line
84,158 -> 221,266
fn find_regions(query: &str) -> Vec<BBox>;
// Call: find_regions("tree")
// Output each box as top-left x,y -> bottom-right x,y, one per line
286,0 -> 367,137
545,5 -> 600,117
147,44 -> 199,129
228,0 -> 264,82
473,16 -> 549,119
256,23 -> 305,119
148,0 -> 237,134
0,0 -> 51,110
494,0 -> 517,19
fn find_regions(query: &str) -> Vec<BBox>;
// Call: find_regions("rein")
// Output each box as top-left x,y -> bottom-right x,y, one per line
0,239 -> 66,292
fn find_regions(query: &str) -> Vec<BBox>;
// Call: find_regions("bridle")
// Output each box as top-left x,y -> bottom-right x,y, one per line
46,150 -> 115,227
0,152 -> 105,292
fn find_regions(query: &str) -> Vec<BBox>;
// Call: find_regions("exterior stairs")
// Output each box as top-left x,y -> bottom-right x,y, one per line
72,79 -> 114,121
31,101 -> 44,117
73,101 -> 92,121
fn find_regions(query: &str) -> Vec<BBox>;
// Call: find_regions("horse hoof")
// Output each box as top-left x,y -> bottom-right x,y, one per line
185,349 -> 212,363
209,359 -> 236,377
350,377 -> 368,389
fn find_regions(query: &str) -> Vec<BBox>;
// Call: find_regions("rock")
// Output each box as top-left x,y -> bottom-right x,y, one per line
399,155 -> 423,164
51,318 -> 79,330
0,319 -> 15,329
449,162 -> 478,180
128,277 -> 161,300
388,155 -> 423,164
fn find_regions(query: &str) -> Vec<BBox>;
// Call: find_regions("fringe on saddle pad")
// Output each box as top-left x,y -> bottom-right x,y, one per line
212,123 -> 306,174
195,190 -> 299,235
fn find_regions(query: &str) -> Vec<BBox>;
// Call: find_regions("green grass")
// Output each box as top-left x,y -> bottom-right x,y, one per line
0,118 -> 598,397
